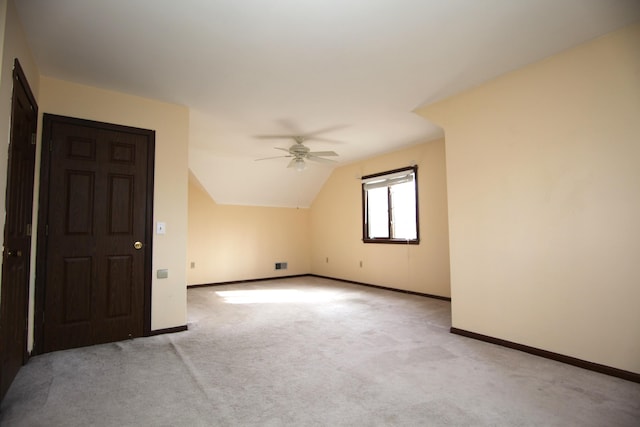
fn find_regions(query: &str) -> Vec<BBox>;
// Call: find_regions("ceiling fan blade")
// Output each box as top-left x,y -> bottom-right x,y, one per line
307,156 -> 337,164
255,124 -> 349,144
304,124 -> 350,137
308,151 -> 338,157
274,147 -> 291,153
303,137 -> 346,144
255,134 -> 345,144
254,135 -> 297,140
255,155 -> 292,161
275,118 -> 302,135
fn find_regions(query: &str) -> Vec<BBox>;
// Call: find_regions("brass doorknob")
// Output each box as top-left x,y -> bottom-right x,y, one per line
133,241 -> 143,250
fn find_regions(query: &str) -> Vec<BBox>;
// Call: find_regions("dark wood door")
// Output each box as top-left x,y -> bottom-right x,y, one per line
37,115 -> 154,354
0,60 -> 37,400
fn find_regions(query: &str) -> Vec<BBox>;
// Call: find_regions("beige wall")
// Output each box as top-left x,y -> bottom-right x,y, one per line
188,173 -> 311,285
0,0 -> 40,348
419,23 -> 640,373
310,139 -> 451,297
38,77 -> 190,332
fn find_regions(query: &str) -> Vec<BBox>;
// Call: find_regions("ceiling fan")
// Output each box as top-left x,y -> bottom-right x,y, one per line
255,136 -> 338,171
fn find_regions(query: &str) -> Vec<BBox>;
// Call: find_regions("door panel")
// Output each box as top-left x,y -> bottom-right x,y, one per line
62,257 -> 92,322
39,116 -> 153,354
106,255 -> 133,317
0,60 -> 37,400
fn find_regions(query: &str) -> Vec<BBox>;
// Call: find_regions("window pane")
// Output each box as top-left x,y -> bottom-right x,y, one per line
367,187 -> 389,238
391,181 -> 416,239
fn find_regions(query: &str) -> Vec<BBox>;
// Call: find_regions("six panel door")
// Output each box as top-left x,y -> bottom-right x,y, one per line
43,119 -> 151,353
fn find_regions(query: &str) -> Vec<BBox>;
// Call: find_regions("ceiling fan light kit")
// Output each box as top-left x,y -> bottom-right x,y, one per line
293,158 -> 306,172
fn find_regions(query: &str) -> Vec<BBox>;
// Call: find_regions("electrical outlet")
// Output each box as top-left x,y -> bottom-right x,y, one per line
359,260 -> 363,268
190,262 -> 195,269
326,257 -> 329,263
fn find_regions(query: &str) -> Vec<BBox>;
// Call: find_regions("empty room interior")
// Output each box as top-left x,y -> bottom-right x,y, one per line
1,1 -> 639,425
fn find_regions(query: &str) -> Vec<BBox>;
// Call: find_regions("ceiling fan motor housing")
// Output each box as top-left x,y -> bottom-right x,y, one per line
290,143 -> 310,157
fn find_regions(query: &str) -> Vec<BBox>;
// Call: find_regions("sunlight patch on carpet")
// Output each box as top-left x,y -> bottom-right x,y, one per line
215,289 -> 337,304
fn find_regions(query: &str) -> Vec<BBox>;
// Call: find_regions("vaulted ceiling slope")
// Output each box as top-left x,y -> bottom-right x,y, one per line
15,1 -> 640,207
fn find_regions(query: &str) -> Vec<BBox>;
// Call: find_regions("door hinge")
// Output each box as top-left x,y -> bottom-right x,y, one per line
26,223 -> 32,236
31,133 -> 36,145
45,224 -> 49,236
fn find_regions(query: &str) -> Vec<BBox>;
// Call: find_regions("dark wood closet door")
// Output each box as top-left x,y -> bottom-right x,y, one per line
0,60 -> 37,401
40,116 -> 153,353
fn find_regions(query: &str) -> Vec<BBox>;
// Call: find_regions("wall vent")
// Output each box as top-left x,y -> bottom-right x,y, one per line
275,262 -> 288,270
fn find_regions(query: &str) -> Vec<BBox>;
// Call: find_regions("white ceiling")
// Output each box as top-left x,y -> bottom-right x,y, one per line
15,0 -> 640,207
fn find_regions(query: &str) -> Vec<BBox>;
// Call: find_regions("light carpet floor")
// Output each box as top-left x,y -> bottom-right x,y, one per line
1,276 -> 639,426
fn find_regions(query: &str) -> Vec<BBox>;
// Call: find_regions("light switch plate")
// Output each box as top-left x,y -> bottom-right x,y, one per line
157,269 -> 168,279
157,222 -> 166,234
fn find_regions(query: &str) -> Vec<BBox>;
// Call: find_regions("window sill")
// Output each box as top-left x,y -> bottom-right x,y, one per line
363,238 -> 420,245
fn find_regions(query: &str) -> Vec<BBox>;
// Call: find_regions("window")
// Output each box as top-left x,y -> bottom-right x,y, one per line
362,166 -> 419,244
